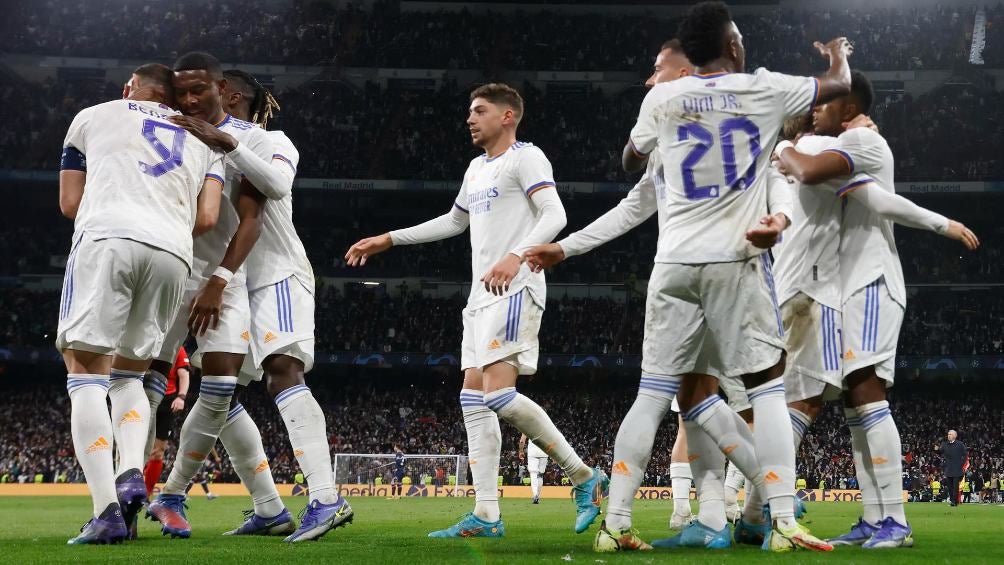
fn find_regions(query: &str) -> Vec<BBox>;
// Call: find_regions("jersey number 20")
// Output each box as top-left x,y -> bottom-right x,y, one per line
139,119 -> 186,178
678,117 -> 761,201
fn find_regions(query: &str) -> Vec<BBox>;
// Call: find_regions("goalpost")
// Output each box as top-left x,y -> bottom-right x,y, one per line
333,453 -> 470,497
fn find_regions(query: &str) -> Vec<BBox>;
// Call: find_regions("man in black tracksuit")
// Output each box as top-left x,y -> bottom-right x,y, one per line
935,430 -> 967,506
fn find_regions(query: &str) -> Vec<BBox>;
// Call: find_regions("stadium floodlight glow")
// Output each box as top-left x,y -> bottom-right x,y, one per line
361,281 -> 382,286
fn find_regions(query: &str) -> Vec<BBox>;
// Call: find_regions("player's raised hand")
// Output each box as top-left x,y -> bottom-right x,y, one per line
746,213 -> 789,249
481,252 -> 522,296
188,278 -> 225,336
843,114 -> 879,133
169,115 -> 238,152
345,234 -> 393,267
814,37 -> 853,60
523,243 -> 566,273
944,220 -> 980,251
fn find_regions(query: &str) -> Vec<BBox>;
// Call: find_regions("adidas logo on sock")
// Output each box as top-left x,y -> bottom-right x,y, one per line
293,449 -> 305,457
254,460 -> 270,474
85,436 -> 111,453
119,409 -> 142,424
871,456 -> 888,465
612,461 -> 631,477
185,451 -> 206,460
723,444 -> 738,455
764,471 -> 781,484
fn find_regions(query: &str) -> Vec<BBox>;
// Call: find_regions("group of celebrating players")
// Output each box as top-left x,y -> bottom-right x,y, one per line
57,0 -> 979,553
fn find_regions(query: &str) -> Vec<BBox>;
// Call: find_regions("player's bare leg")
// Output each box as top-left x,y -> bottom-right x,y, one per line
265,354 -> 352,542
65,349 -> 128,544
482,360 -> 605,534
150,352 -> 241,538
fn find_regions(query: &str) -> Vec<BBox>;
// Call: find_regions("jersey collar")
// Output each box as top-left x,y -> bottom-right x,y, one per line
692,71 -> 730,80
213,113 -> 232,128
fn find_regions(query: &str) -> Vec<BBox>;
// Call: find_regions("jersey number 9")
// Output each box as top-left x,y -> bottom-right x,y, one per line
139,119 -> 187,178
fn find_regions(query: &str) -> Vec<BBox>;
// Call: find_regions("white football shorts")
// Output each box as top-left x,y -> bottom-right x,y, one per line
248,275 -> 315,373
781,292 -> 844,402
154,282 -> 251,366
528,456 -> 548,475
842,277 -> 903,385
461,288 -> 542,375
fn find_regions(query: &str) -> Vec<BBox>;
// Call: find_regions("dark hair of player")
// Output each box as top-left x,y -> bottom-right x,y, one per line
173,51 -> 224,79
677,1 -> 733,67
223,69 -> 281,127
849,71 -> 874,115
661,38 -> 683,53
132,63 -> 175,93
470,83 -> 525,122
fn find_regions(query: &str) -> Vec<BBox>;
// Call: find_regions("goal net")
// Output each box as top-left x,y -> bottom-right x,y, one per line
333,453 -> 470,496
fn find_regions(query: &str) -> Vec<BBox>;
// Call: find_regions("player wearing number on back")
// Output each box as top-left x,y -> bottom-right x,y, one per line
618,1 -> 856,552
58,63 -> 224,545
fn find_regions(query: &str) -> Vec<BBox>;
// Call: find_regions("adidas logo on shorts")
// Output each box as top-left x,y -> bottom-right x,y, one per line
487,339 -> 501,350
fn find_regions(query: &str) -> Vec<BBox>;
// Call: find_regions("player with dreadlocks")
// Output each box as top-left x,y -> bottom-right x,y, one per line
215,68 -> 349,541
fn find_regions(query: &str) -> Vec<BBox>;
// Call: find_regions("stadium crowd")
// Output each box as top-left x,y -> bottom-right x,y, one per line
2,379 -> 1002,504
1,1 -> 975,72
3,71 -> 1004,183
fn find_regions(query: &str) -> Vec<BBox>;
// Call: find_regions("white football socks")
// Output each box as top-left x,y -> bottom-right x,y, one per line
485,387 -> 592,486
789,406 -> 812,451
857,400 -> 907,524
68,374 -> 116,516
219,403 -> 286,518
275,384 -> 337,504
163,375 -> 237,496
143,369 -> 168,460
606,378 -> 676,531
461,389 -> 501,523
529,471 -> 541,498
845,407 -> 883,525
723,460 -> 746,507
748,378 -> 796,527
108,369 -> 150,474
670,462 -> 694,516
682,420 -> 728,531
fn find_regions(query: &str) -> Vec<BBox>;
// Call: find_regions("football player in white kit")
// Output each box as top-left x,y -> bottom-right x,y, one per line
617,1 -> 857,551
775,72 -> 978,549
142,52 -> 286,539
346,83 -> 607,538
58,63 -> 224,544
518,433 -> 550,504
217,68 -> 352,541
526,39 -> 796,551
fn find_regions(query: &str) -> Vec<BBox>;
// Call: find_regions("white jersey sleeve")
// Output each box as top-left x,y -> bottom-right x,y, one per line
559,162 -> 657,258
755,69 -> 819,119
227,127 -> 297,200
628,85 -> 662,156
515,145 -> 556,196
824,127 -> 886,179
63,107 -> 94,154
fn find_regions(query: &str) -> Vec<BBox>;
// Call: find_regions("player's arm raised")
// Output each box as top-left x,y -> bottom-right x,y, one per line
812,37 -> 854,105
189,179 -> 265,336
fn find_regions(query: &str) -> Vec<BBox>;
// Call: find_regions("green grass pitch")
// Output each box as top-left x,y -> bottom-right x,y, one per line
2,496 -> 999,564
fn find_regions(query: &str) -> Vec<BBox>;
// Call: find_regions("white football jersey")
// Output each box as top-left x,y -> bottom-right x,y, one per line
62,99 -> 225,268
830,128 -> 906,307
772,134 -> 867,311
630,68 -> 818,264
244,130 -> 314,294
455,141 -> 557,310
191,114 -> 273,287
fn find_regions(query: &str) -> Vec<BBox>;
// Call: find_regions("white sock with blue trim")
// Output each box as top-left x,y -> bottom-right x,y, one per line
143,370 -> 168,461
219,403 -> 286,518
857,400 -> 907,524
485,387 -> 592,485
723,460 -> 746,507
789,407 -> 813,451
461,389 -> 501,523
747,377 -> 796,526
68,373 -> 117,516
109,369 -> 150,474
846,406 -> 883,525
275,384 -> 337,504
682,419 -> 728,531
606,375 -> 678,530
162,375 -> 237,496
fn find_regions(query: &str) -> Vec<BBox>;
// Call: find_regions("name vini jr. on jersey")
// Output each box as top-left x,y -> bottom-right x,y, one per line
682,93 -> 742,114
468,186 -> 499,216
